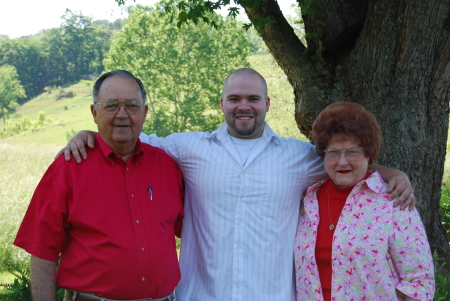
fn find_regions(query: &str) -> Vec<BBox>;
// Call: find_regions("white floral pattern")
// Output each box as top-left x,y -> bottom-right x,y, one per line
294,171 -> 435,301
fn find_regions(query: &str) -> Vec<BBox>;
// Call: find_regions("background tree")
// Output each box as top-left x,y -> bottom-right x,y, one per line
0,38 -> 46,99
41,10 -> 114,86
105,2 -> 249,136
0,65 -> 26,128
0,13 -> 120,100
114,0 -> 450,262
0,34 -> 9,43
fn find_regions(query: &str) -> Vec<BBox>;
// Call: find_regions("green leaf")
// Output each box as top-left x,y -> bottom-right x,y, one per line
315,20 -> 325,26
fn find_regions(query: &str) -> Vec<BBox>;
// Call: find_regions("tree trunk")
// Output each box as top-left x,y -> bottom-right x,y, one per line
244,0 -> 450,262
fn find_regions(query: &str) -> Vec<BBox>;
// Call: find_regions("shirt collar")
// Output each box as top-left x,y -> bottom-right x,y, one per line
360,171 -> 386,193
96,134 -> 144,164
210,122 -> 281,145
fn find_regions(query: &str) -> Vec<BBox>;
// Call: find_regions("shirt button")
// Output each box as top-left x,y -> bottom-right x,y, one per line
126,168 -> 129,171
142,277 -> 145,281
131,194 -> 134,197
141,248 -> 145,251
136,220 -> 140,223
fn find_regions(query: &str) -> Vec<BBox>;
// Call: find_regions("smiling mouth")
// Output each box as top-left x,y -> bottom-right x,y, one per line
337,170 -> 351,174
236,116 -> 253,120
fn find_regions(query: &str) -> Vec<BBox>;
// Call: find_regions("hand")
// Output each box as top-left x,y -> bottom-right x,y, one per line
55,130 -> 97,163
386,172 -> 416,211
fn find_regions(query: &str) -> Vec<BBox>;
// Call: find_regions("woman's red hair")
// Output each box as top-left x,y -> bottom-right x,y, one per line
312,102 -> 382,164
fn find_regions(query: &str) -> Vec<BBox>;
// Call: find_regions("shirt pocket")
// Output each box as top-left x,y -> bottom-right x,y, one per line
147,186 -> 182,234
254,178 -> 289,219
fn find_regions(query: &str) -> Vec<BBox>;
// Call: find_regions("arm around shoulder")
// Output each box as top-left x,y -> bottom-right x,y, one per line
369,163 -> 415,210
55,130 -> 98,163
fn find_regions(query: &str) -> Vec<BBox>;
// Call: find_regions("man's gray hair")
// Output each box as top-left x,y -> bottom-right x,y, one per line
92,70 -> 147,104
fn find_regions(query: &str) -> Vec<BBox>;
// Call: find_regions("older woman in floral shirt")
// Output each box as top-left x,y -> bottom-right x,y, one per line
294,102 -> 434,301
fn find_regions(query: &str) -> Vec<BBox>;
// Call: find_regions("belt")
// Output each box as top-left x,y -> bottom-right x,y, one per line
64,289 -> 176,301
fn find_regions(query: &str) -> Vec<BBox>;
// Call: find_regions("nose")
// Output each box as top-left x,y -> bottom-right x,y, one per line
115,104 -> 129,118
237,99 -> 251,110
337,152 -> 349,165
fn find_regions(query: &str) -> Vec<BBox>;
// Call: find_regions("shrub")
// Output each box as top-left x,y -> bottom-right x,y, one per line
434,250 -> 450,301
0,264 -> 64,301
56,89 -> 75,100
0,113 -> 54,140
0,264 -> 30,301
440,184 -> 450,235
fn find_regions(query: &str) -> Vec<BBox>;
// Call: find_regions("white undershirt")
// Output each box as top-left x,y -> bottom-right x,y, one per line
230,136 -> 260,166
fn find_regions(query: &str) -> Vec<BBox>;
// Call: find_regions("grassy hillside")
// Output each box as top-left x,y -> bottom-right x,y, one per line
3,81 -> 98,145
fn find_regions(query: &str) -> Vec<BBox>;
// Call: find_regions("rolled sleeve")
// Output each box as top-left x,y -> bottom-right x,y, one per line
389,207 -> 435,300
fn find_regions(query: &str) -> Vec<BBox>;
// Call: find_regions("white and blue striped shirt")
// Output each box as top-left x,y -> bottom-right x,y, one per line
140,122 -> 326,301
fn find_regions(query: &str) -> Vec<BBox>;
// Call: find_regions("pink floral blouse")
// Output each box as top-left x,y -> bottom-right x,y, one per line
294,171 -> 435,300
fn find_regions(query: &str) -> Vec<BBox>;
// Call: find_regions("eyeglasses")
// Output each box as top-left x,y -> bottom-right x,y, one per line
324,149 -> 365,161
95,100 -> 146,115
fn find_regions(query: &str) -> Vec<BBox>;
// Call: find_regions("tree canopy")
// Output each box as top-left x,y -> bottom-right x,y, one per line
0,10 -> 120,100
105,3 -> 250,136
0,65 -> 26,127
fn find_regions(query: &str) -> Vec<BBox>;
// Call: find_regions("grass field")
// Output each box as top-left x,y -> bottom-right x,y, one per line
0,143 -> 63,283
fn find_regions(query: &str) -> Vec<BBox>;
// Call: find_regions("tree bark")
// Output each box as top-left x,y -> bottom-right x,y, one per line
244,0 -> 450,262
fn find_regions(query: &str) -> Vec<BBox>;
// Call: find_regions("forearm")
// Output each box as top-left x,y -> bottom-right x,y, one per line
30,255 -> 57,301
369,163 -> 405,182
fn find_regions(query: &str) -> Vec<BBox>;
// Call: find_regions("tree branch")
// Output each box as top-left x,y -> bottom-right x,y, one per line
242,0 -> 311,87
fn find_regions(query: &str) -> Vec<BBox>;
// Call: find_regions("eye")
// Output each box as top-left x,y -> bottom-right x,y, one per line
126,102 -> 140,109
104,102 -> 119,110
250,97 -> 260,102
325,150 -> 340,159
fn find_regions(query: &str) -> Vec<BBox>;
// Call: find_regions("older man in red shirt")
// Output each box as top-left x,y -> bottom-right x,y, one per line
14,70 -> 184,301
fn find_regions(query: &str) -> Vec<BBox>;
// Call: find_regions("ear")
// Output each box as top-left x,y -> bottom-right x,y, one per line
91,105 -> 98,124
143,104 -> 148,118
220,97 -> 225,113
266,97 -> 271,112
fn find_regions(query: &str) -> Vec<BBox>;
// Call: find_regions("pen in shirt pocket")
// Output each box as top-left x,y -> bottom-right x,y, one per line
148,185 -> 153,201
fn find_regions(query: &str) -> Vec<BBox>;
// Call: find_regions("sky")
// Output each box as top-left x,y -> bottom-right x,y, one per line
1,0 -> 296,39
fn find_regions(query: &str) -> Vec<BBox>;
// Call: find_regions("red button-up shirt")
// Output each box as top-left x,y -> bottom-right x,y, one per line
14,135 -> 184,300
